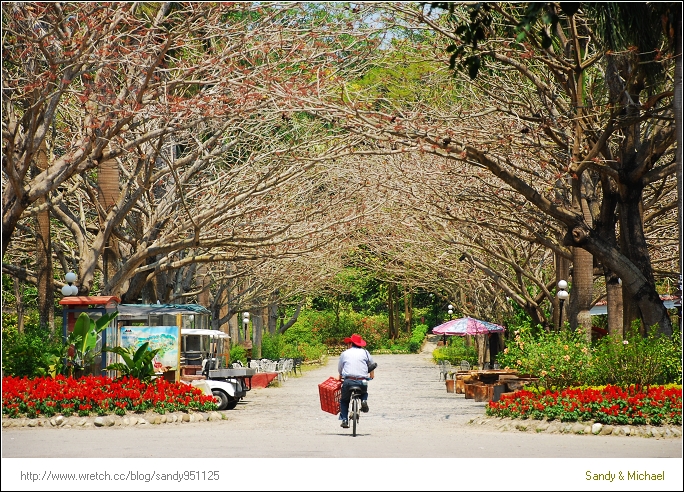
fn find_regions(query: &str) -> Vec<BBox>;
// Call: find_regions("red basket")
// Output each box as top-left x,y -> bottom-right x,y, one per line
318,377 -> 342,415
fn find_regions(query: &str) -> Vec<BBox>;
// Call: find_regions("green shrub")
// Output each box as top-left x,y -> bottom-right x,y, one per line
297,342 -> 327,361
261,332 -> 285,360
278,308 -> 428,357
496,326 -> 592,390
432,337 -> 478,366
1,315 -> 63,377
496,321 -> 682,389
408,324 -> 428,353
230,345 -> 247,365
589,324 -> 682,386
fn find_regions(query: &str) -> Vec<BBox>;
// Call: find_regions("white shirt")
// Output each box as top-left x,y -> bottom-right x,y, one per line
338,346 -> 375,378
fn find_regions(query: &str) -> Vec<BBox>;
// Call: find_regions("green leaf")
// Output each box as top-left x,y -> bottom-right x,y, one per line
105,346 -> 135,368
132,342 -> 151,364
104,363 -> 129,372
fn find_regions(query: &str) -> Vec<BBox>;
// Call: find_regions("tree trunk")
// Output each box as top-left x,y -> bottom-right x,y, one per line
35,138 -> 54,333
98,158 -> 120,293
278,302 -> 304,334
388,283 -> 400,340
197,263 -> 211,307
252,307 -> 265,359
404,288 -> 412,333
606,275 -> 623,338
569,194 -> 594,342
268,300 -> 278,335
595,175 -> 623,338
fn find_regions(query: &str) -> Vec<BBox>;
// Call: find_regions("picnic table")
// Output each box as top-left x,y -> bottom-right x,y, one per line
445,369 -> 539,402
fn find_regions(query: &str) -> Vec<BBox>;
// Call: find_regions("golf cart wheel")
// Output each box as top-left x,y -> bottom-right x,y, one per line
212,389 -> 238,410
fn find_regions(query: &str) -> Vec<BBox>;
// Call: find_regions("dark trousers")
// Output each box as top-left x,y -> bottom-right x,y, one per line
339,379 -> 368,420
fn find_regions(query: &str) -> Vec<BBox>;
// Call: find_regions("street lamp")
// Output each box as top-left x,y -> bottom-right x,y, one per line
61,271 -> 79,296
242,311 -> 250,340
443,304 -> 455,345
556,280 -> 569,331
242,311 -> 251,365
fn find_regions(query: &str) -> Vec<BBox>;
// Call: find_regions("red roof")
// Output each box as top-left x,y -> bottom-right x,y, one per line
59,296 -> 121,306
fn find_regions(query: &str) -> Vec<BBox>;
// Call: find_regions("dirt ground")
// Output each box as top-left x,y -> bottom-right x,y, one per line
2,336 -> 681,460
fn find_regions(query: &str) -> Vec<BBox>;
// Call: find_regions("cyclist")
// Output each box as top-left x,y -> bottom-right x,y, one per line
337,333 -> 377,428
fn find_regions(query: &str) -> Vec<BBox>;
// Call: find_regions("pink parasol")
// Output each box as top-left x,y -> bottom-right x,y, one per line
432,316 -> 505,336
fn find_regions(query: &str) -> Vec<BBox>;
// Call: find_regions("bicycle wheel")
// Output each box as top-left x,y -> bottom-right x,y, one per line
351,396 -> 359,437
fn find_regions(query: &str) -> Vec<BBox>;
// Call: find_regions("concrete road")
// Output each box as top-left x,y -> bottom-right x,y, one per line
2,339 -> 682,490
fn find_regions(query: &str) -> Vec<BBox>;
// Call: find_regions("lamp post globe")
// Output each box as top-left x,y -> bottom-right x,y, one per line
62,272 -> 78,296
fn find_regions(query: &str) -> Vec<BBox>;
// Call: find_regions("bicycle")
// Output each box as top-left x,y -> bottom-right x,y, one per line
344,377 -> 371,437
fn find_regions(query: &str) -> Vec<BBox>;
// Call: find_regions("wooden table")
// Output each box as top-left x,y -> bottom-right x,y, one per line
470,370 -> 519,385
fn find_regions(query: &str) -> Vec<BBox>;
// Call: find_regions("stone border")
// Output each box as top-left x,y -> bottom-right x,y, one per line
2,410 -> 229,429
467,415 -> 683,438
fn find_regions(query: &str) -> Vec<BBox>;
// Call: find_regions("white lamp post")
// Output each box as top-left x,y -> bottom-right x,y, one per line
448,304 -> 454,317
242,311 -> 250,341
556,280 -> 569,331
61,271 -> 79,296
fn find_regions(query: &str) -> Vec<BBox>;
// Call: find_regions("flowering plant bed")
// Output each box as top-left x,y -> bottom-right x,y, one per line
2,375 -> 218,418
486,385 -> 682,426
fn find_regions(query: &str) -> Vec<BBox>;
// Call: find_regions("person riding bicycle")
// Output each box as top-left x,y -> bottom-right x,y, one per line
337,333 -> 377,428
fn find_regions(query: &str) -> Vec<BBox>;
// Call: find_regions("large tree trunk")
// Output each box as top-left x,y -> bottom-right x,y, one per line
674,5 -> 683,316
98,158 -> 120,294
606,275 -> 623,338
35,138 -> 54,333
569,192 -> 594,343
595,175 -> 623,337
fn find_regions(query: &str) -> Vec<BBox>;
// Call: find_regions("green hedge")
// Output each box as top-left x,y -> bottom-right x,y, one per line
432,337 -> 478,366
496,322 -> 682,389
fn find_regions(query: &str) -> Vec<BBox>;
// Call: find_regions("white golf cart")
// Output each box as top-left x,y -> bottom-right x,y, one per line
181,328 -> 256,410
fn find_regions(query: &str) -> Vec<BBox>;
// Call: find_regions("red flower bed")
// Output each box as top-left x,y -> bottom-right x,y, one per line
2,375 -> 217,418
486,385 -> 682,426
